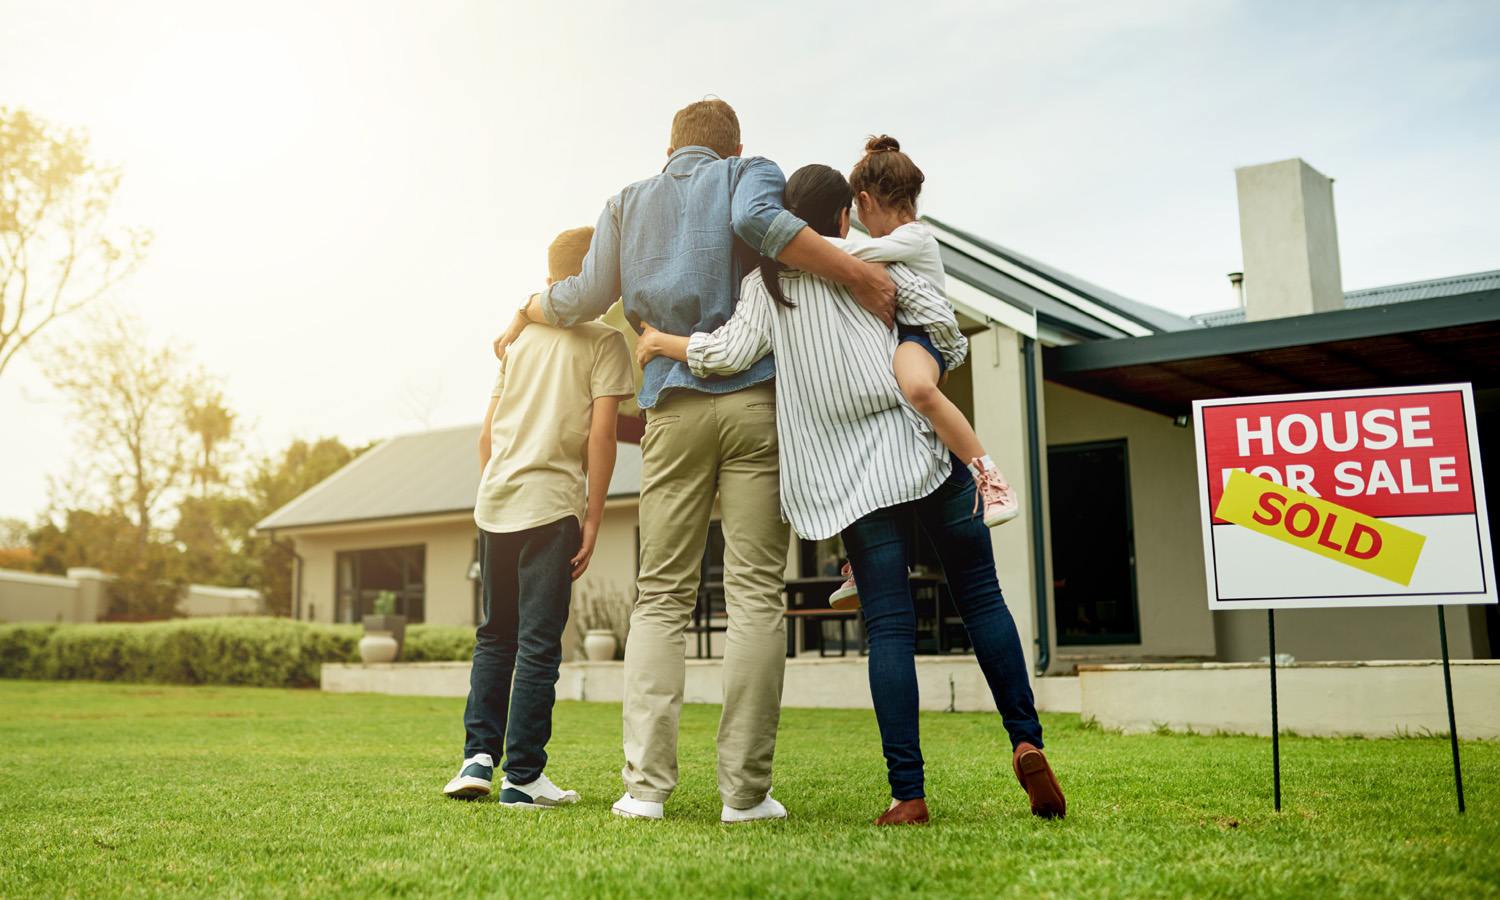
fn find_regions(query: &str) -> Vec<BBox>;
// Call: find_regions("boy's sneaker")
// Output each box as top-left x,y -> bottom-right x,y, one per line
828,563 -> 860,610
973,461 -> 1021,527
498,773 -> 579,808
442,753 -> 494,799
611,793 -> 664,820
721,791 -> 788,824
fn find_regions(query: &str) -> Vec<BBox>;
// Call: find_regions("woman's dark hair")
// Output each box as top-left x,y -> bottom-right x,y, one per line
849,134 -> 924,218
760,164 -> 853,308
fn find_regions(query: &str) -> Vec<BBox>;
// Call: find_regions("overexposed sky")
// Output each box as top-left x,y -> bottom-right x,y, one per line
1,0 -> 1498,522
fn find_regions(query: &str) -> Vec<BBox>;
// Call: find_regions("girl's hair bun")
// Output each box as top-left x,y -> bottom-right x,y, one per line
865,134 -> 901,153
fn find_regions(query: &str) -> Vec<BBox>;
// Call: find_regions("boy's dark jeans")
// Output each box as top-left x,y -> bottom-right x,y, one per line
842,461 -> 1044,801
463,516 -> 579,785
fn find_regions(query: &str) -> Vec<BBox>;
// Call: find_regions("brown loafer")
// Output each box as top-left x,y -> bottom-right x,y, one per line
1012,743 -> 1066,819
875,797 -> 929,826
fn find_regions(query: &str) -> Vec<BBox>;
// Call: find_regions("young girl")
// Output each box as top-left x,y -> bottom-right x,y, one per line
826,136 -> 1017,608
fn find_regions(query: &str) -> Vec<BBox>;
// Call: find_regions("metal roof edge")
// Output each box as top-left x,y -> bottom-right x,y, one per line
924,216 -> 1159,337
1047,290 -> 1500,374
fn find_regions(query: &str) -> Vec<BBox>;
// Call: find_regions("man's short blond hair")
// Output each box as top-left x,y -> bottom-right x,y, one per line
548,226 -> 594,281
670,98 -> 740,159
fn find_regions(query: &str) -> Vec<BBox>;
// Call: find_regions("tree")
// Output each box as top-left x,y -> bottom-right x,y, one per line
44,308 -> 190,562
170,436 -> 364,615
182,381 -> 235,498
240,437 -> 364,615
0,108 -> 150,383
27,508 -> 137,575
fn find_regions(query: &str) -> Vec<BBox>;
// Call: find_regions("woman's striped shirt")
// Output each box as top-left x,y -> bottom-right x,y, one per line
686,261 -> 968,540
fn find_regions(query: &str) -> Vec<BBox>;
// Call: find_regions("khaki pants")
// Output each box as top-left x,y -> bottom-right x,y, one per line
624,382 -> 790,808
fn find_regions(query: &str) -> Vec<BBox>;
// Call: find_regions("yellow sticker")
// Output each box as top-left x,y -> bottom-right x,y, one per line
1214,469 -> 1427,586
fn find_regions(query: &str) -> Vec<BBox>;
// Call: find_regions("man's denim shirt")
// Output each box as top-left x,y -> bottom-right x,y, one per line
539,146 -> 805,409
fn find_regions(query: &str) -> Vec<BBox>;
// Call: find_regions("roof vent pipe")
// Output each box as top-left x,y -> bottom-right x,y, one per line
1228,272 -> 1244,308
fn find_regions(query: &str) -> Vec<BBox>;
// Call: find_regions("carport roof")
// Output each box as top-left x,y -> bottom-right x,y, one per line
1044,287 -> 1500,418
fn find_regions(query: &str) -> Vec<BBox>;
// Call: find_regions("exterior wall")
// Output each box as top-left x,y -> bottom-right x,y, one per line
1081,660 -> 1499,738
182,585 -> 263,617
294,519 -> 479,626
0,568 -> 259,622
323,656 -> 1085,713
1044,382 -> 1481,665
1213,605 -> 1475,663
1042,382 -> 1216,665
291,506 -> 643,632
0,569 -> 92,622
957,327 -> 1043,678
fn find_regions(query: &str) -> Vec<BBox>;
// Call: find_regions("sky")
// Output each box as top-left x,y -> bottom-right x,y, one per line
1,0 -> 1498,523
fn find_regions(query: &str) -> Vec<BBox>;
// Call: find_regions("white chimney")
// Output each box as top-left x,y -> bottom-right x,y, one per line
1234,158 -> 1343,322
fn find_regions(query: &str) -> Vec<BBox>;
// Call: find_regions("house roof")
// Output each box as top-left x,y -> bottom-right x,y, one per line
1192,269 -> 1500,327
255,425 -> 643,534
925,217 -> 1202,337
849,217 -> 1200,342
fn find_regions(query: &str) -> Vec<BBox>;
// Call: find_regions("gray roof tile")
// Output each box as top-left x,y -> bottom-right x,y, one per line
1192,269 -> 1500,328
256,425 -> 641,532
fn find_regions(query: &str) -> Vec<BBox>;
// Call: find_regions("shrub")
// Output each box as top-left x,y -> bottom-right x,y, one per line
402,624 -> 475,663
0,618 -> 383,687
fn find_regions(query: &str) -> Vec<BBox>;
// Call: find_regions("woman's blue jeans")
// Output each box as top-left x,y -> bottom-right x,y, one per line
842,461 -> 1043,801
463,516 -> 578,784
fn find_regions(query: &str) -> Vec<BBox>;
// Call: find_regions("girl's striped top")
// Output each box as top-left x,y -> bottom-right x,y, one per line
686,261 -> 968,540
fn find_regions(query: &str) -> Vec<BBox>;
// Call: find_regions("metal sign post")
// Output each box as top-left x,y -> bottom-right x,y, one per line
1437,606 -> 1466,813
1269,609 -> 1281,812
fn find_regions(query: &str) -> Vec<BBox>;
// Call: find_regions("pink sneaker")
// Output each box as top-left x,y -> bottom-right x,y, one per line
973,462 -> 1020,527
828,563 -> 860,610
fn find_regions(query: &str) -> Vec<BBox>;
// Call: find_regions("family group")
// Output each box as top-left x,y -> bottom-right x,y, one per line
444,98 -> 1066,827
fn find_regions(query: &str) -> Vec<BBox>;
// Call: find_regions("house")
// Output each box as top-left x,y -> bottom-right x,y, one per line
259,156 -> 1497,682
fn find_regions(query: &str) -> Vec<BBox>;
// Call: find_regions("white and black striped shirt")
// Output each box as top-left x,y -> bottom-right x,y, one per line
687,262 -> 968,540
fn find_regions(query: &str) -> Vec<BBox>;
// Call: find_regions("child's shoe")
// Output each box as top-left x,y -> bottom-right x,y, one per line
442,753 -> 494,799
972,460 -> 1020,527
828,563 -> 860,610
498,773 -> 580,808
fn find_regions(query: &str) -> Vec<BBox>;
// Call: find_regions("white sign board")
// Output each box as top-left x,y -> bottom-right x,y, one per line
1193,383 -> 1497,610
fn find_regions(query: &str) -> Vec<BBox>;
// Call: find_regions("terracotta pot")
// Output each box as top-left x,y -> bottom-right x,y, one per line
359,632 -> 399,664
583,629 -> 617,662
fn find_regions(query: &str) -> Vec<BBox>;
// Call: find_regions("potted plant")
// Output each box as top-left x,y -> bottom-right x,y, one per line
360,590 -> 406,663
574,582 -> 632,662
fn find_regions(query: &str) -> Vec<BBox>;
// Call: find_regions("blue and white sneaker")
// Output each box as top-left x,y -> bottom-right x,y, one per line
443,753 -> 494,799
499,773 -> 580,808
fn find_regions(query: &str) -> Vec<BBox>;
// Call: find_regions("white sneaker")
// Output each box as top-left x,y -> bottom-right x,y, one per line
721,792 -> 787,823
611,792 -> 664,820
498,773 -> 579,808
442,753 -> 494,799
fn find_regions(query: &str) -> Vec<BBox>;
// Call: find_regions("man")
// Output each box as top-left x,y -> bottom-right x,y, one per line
494,98 -> 895,823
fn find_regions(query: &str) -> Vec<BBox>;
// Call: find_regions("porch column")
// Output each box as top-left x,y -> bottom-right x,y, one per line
965,326 -> 1049,678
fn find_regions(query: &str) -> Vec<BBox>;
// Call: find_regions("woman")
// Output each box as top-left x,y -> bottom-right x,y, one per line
636,163 -> 1065,825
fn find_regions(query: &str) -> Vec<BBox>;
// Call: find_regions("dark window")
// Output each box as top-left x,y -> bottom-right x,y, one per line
1048,440 -> 1141,645
335,545 -> 426,624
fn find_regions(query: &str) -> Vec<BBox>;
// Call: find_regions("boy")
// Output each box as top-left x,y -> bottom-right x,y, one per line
443,225 -> 635,806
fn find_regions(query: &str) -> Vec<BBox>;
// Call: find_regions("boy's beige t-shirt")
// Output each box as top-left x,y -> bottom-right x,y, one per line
475,321 -> 635,534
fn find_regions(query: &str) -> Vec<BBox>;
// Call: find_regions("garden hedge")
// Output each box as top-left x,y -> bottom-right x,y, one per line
0,618 -> 476,687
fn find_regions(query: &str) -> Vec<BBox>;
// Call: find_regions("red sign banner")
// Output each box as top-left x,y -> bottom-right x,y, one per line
1201,390 -> 1474,524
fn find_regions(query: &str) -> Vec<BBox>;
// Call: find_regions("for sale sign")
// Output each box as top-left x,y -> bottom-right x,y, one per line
1194,384 -> 1496,609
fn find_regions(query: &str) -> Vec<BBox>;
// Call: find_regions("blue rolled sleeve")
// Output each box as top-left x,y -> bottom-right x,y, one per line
540,196 -> 622,328
730,158 -> 806,261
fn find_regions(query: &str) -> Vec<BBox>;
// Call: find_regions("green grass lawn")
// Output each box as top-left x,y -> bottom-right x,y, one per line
1,681 -> 1496,900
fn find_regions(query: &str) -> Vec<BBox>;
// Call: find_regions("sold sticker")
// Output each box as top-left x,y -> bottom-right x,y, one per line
1214,469 -> 1426,586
